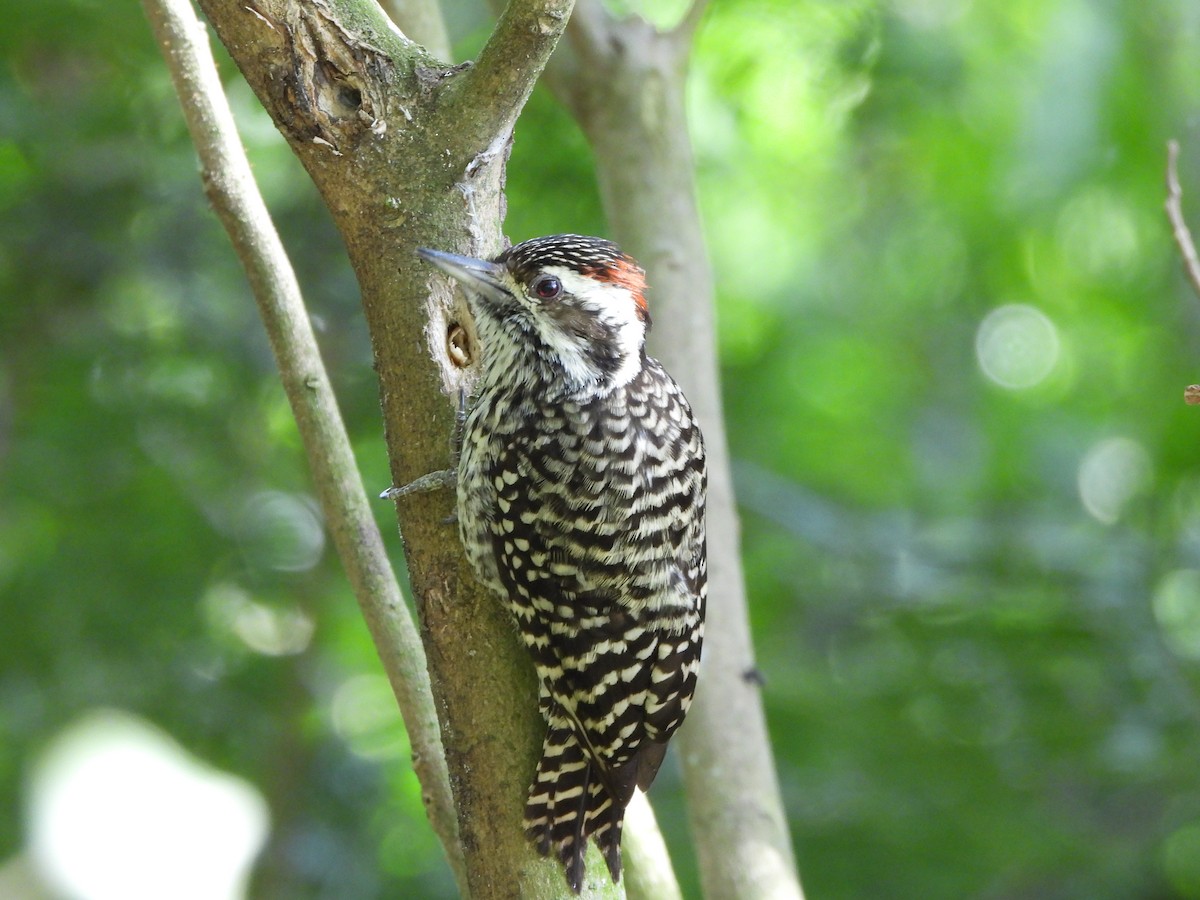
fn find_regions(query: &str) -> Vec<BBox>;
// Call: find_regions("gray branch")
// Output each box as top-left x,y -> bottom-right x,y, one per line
622,792 -> 683,900
546,3 -> 806,897
1166,140 -> 1200,302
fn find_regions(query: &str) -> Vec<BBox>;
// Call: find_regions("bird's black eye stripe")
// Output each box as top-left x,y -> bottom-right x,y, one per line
532,274 -> 562,300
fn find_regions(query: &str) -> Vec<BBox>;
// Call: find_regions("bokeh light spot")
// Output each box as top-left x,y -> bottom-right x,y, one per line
1077,436 -> 1152,525
1162,822 -> 1200,898
1153,570 -> 1200,661
974,304 -> 1060,389
203,582 -> 314,657
1056,187 -> 1142,283
893,0 -> 971,30
237,491 -> 325,572
27,710 -> 268,900
331,675 -> 408,761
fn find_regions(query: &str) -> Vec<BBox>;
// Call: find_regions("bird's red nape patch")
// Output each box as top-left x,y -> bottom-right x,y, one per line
584,256 -> 651,324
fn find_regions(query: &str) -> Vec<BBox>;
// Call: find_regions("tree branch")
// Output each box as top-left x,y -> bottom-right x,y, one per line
1165,141 -> 1200,408
622,792 -> 683,900
672,0 -> 709,43
546,3 -> 806,897
140,0 -> 466,892
1167,140 -> 1200,301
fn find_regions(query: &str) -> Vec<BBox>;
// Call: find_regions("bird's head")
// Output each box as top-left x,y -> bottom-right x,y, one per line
419,235 -> 651,393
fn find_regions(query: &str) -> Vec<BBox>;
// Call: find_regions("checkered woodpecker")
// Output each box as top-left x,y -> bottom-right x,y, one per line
418,235 -> 707,892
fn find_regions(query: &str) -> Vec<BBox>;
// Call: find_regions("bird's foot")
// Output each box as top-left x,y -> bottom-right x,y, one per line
380,469 -> 457,501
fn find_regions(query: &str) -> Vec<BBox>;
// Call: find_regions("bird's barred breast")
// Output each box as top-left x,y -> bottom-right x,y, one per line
457,359 -> 706,761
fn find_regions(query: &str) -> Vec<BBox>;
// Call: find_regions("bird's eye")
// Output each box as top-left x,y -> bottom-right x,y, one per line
532,275 -> 562,300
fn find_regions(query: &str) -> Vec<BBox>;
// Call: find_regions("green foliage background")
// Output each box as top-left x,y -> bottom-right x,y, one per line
4,0 -> 1200,897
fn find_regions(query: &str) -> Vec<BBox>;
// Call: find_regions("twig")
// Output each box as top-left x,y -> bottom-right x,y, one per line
140,0 -> 466,891
1166,140 -> 1200,300
1165,141 -> 1200,407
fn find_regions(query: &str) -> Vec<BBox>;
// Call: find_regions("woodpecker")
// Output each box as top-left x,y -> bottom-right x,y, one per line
416,235 -> 707,892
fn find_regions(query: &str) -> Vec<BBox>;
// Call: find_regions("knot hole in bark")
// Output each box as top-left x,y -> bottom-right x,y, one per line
313,59 -> 364,120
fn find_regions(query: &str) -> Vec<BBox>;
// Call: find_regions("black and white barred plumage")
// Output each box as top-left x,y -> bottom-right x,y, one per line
419,235 -> 706,892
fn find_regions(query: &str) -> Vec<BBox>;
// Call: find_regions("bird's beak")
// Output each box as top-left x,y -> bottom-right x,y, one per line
417,248 -> 508,303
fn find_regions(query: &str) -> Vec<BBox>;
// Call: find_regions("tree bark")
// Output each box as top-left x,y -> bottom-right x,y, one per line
548,6 -> 805,898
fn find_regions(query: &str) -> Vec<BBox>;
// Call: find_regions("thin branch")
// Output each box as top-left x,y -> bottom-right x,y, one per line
140,0 -> 466,892
622,792 -> 683,900
1167,140 -> 1200,300
544,3 -> 806,897
459,2 -> 687,893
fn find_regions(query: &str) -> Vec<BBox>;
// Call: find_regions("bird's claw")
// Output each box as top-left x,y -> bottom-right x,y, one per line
380,469 -> 457,500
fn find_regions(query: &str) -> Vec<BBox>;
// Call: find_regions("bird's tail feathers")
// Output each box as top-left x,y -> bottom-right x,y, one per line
524,721 -> 625,892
